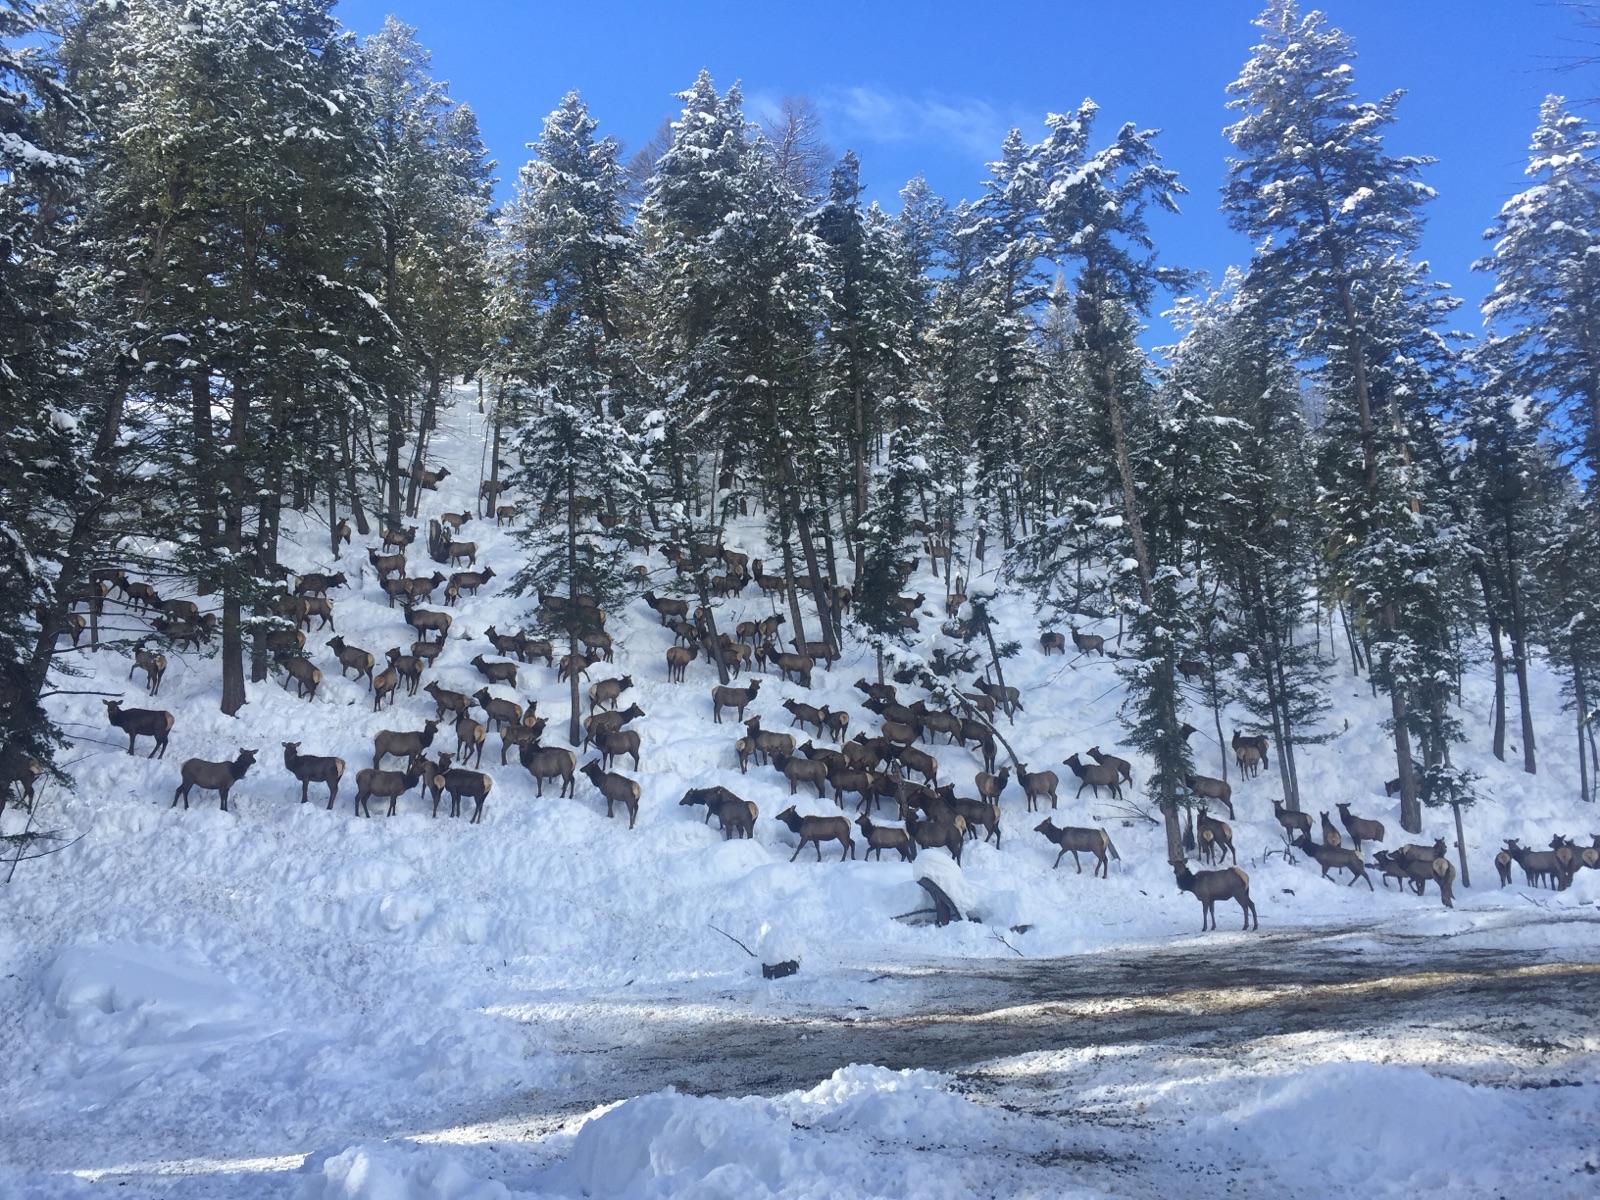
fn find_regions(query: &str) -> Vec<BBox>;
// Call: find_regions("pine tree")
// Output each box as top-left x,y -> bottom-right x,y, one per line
1476,95 -> 1600,479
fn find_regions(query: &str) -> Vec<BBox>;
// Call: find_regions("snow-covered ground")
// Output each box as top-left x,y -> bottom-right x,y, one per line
3,388 -> 1597,1197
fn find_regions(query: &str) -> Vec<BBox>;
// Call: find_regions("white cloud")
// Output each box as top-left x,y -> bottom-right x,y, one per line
818,84 -> 1023,160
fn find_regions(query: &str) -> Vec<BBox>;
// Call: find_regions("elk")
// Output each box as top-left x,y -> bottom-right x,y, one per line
643,590 -> 689,624
282,742 -> 344,809
596,728 -> 642,772
483,626 -> 525,658
435,761 -> 493,823
295,570 -> 348,596
1318,811 -> 1343,848
1064,753 -> 1122,801
767,648 -> 814,688
659,644 -> 693,683
404,606 -> 452,642
582,703 -> 646,749
1184,774 -> 1234,820
1232,730 -> 1271,772
354,755 -> 426,818
295,597 -> 335,631
327,636 -> 375,687
122,580 -> 163,611
910,702 -> 962,745
1034,820 -> 1119,876
852,680 -> 895,705
775,807 -> 854,861
129,642 -> 167,696
897,745 -> 940,787
410,463 -> 451,490
1502,838 -> 1568,890
1272,799 -> 1312,844
172,748 -> 257,811
371,659 -> 401,710
446,540 -> 477,567
440,510 -> 472,530
495,504 -> 517,526
1196,806 -> 1236,866
1085,746 -> 1133,786
1173,862 -> 1258,931
856,813 -> 915,861
580,629 -> 614,663
1040,631 -> 1067,656
470,654 -> 518,688
1017,765 -> 1059,812
827,762 -> 874,812
472,689 -> 523,732
513,740 -> 575,798
1335,802 -> 1384,850
1395,836 -> 1448,867
557,653 -> 591,683
972,677 -> 1022,717
1494,845 -> 1514,887
499,715 -> 546,767
450,566 -> 496,597
679,787 -> 756,840
1177,658 -> 1207,681
976,767 -> 1010,805
948,795 -> 1001,846
385,648 -> 424,697
770,751 -> 828,800
711,677 -> 761,723
960,723 -> 998,773
265,627 -> 306,656
1293,834 -> 1372,890
161,597 -> 202,623
453,715 -> 487,768
104,700 -> 174,758
369,549 -> 406,578
155,613 -> 218,649
373,719 -> 439,769
580,760 -> 640,829
588,675 -> 634,713
903,807 -> 965,864
1070,628 -> 1105,657
783,699 -> 829,737
420,683 -> 470,724
281,655 -> 322,701
402,572 -> 446,604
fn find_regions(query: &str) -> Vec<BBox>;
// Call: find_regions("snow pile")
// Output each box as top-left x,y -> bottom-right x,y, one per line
304,1065 -> 1051,1200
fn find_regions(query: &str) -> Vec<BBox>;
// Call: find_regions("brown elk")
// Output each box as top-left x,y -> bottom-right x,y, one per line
679,787 -> 756,839
1174,862 -> 1257,931
771,751 -> 829,799
1017,765 -> 1059,812
450,566 -> 496,597
898,745 -> 940,787
369,549 -> 406,578
470,654 -> 518,688
783,698 -> 829,737
495,504 -> 517,526
422,682 -> 471,724
281,656 -> 322,701
903,807 -> 965,864
588,675 -> 634,712
327,636 -> 375,687
1184,774 -> 1234,820
446,540 -> 477,567
282,742 -> 344,809
410,463 -> 451,490
1272,799 -> 1312,843
1034,820 -> 1119,876
1502,838 -> 1567,889
580,760 -> 640,829
582,703 -> 646,749
405,607 -> 452,642
373,719 -> 440,770
1196,806 -> 1236,866
1177,658 -> 1207,681
557,652 -> 591,682
1232,730 -> 1271,772
775,807 -> 854,861
711,677 -> 761,723
643,590 -> 689,624
172,748 -> 258,811
435,761 -> 493,823
856,813 -> 915,861
1293,834 -> 1373,890
665,645 -> 694,683
1070,628 -> 1106,657
946,794 -> 1001,846
161,597 -> 202,623
402,572 -> 446,604
976,767 -> 1010,805
1064,753 -> 1123,801
1040,631 -> 1067,655
129,641 -> 167,696
972,677 -> 1022,717
1085,746 -> 1133,786
295,570 -> 348,596
371,660 -> 401,710
265,627 -> 306,656
472,689 -> 523,732
385,648 -> 424,697
354,755 -> 426,818
453,715 -> 487,768
520,742 -> 577,797
1335,802 -> 1384,850
105,699 -> 174,758
596,728 -> 642,772
1318,811 -> 1343,849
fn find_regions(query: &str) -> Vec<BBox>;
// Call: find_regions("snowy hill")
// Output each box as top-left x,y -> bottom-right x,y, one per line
2,389 -> 1596,1197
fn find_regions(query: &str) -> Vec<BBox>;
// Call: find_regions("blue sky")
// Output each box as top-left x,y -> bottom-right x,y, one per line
337,0 -> 1595,338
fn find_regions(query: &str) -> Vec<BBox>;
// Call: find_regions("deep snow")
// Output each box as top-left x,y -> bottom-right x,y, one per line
3,387 -> 1597,1197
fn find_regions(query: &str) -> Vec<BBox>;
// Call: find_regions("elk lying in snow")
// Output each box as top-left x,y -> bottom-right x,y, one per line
1196,806 -> 1236,866
1035,820 -> 1119,876
679,786 -> 756,839
711,678 -> 761,723
354,755 -> 426,818
173,749 -> 257,811
282,742 -> 344,808
1293,834 -> 1373,890
373,719 -> 439,769
1064,753 -> 1122,801
856,813 -> 915,861
520,743 -> 576,797
1174,862 -> 1258,931
129,642 -> 167,696
105,700 -> 174,758
580,760 -> 640,828
1336,802 -> 1384,850
776,807 -> 854,861
1184,774 -> 1234,820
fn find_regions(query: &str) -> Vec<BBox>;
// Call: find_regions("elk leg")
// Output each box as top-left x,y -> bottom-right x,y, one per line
791,839 -> 805,863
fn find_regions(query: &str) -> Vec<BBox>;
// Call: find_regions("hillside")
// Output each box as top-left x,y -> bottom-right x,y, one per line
2,389 -> 1596,1197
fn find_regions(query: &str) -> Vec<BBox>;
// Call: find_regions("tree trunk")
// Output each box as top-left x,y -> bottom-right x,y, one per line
1486,613 -> 1507,762
565,470 -> 582,747
1390,682 -> 1420,833
340,409 -> 370,536
1576,668 -> 1593,806
1452,801 -> 1471,889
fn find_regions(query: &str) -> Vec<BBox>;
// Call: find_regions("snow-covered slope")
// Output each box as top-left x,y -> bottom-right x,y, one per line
2,388 -> 1596,1196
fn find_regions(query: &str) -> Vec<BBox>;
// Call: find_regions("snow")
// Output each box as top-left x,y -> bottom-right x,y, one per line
4,386 -> 1599,1196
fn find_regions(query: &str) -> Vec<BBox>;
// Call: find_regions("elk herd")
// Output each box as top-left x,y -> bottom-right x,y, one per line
31,449 -> 1597,938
